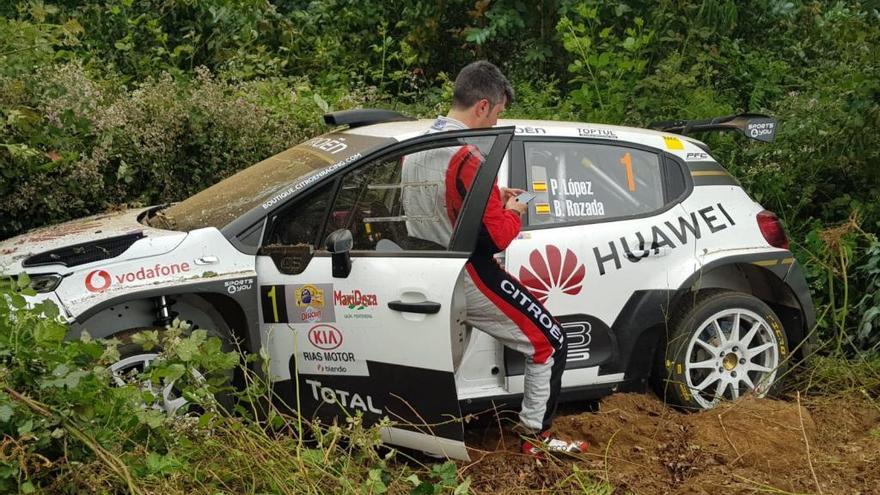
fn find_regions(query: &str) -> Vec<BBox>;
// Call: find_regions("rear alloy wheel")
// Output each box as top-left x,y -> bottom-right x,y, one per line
657,291 -> 790,410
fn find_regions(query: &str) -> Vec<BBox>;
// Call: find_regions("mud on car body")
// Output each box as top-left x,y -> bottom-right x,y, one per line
0,110 -> 814,460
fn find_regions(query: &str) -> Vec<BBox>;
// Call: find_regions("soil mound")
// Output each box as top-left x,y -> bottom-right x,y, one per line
463,392 -> 880,494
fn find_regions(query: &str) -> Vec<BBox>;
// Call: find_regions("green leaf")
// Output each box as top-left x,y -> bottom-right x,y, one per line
18,420 -> 33,435
301,448 -> 323,465
52,364 -> 70,377
16,272 -> 30,289
433,461 -> 457,486
197,412 -> 216,428
20,481 -> 35,494
176,338 -> 199,362
313,94 -> 330,113
454,477 -> 472,495
34,322 -> 66,345
10,294 -> 26,309
365,468 -> 388,494
156,363 -> 186,382
0,405 -> 13,423
145,452 -> 182,475
136,409 -> 166,429
410,482 -> 434,495
132,331 -> 159,351
62,19 -> 84,37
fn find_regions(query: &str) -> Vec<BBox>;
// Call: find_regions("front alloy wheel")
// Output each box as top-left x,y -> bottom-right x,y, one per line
109,351 -> 206,416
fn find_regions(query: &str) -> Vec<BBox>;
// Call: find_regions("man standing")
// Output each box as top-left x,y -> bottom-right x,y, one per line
402,61 -> 588,455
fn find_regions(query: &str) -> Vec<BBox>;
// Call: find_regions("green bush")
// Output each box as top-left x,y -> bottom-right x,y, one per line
0,281 -> 480,493
0,0 -> 878,350
0,277 -> 237,492
0,62 -> 344,237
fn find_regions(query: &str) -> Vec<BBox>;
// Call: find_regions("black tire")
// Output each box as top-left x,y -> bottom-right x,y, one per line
654,291 -> 790,410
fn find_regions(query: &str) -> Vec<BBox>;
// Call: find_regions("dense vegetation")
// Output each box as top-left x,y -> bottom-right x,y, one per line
1,0 -> 878,492
2,0 -> 878,348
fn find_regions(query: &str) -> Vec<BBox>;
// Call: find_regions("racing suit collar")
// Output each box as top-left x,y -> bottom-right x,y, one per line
430,116 -> 469,132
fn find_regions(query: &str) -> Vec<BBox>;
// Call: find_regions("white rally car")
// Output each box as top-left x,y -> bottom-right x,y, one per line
0,110 -> 814,459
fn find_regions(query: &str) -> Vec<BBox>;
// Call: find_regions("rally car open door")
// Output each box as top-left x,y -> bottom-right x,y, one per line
255,127 -> 514,459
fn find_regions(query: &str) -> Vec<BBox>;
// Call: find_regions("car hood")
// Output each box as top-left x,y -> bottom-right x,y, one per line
0,208 -> 186,274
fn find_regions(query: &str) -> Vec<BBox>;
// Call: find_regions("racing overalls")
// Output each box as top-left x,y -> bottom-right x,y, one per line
402,116 -> 567,433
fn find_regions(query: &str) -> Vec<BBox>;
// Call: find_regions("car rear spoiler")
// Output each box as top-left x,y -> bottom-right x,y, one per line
323,109 -> 415,128
648,113 -> 777,142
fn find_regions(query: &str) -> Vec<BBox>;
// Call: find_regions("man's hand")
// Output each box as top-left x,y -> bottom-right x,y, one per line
500,187 -> 525,205
505,194 -> 528,216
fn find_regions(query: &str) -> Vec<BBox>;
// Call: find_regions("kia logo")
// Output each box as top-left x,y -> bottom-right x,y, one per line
84,269 -> 111,293
308,324 -> 342,350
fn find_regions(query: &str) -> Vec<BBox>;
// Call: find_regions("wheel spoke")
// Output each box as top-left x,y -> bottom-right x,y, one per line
731,313 -> 742,342
695,338 -> 720,354
712,320 -> 727,344
741,321 -> 762,347
713,380 -> 727,402
746,362 -> 773,374
740,373 -> 756,391
694,372 -> 721,391
165,396 -> 188,415
730,380 -> 740,400
747,342 -> 775,357
689,358 -> 717,369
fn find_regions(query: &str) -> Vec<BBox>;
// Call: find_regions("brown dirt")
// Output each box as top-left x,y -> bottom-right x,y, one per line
461,392 -> 880,494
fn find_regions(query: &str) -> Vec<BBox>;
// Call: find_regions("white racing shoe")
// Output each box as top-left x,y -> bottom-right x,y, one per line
521,430 -> 589,456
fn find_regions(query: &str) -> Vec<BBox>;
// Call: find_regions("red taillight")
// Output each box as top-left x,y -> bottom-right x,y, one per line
757,210 -> 789,249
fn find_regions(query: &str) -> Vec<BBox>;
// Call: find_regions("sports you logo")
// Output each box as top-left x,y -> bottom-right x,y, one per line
518,245 -> 585,303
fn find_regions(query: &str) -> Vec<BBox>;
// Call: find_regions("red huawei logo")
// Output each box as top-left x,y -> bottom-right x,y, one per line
519,246 -> 585,303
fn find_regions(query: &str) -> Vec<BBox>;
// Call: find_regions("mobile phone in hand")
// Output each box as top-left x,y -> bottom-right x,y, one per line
515,191 -> 536,204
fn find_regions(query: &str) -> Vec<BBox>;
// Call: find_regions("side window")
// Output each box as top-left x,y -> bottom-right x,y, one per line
264,181 -> 336,247
323,136 -> 496,251
524,141 -> 664,226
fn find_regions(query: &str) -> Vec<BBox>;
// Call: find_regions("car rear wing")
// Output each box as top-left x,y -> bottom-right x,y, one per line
324,109 -> 415,128
648,113 -> 777,142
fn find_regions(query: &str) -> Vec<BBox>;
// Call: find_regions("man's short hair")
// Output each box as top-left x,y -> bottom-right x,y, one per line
452,61 -> 514,109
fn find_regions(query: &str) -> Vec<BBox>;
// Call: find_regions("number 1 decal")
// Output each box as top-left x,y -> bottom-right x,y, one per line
619,152 -> 636,192
267,285 -> 280,323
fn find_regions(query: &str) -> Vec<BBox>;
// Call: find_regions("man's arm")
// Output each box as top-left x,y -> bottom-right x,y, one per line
447,146 -> 522,254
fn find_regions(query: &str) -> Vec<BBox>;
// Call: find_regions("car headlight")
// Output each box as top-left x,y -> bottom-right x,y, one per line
0,273 -> 63,294
29,274 -> 63,293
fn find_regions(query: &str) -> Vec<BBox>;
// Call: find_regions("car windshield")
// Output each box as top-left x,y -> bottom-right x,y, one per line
150,132 -> 389,231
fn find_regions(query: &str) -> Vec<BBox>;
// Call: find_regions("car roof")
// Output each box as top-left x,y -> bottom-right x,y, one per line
342,118 -> 711,153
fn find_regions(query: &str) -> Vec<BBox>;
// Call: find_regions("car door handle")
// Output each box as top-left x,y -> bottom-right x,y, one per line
388,300 -> 441,314
624,244 -> 672,260
646,247 -> 673,257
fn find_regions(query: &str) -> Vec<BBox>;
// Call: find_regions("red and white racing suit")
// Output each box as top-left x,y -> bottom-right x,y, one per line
402,116 -> 567,433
